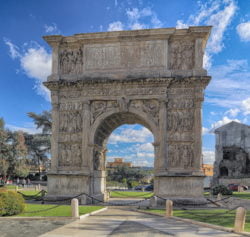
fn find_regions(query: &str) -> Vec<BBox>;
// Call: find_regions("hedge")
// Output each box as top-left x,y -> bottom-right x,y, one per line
0,190 -> 25,216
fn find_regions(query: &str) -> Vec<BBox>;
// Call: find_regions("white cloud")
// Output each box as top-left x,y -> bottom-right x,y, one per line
6,124 -> 42,134
225,108 -> 240,117
108,21 -> 124,31
176,20 -> 188,29
176,0 -> 237,68
202,127 -> 209,135
107,6 -> 163,32
211,116 -> 240,131
242,98 -> 250,115
137,142 -> 154,152
236,22 -> 250,42
108,126 -> 153,144
3,38 -> 21,59
203,150 -> 215,164
44,23 -> 61,34
206,59 -> 250,108
4,40 -> 51,101
126,7 -> 163,30
130,22 -> 145,30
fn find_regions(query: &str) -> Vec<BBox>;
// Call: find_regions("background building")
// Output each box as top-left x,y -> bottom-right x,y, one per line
107,158 -> 132,168
213,121 -> 250,186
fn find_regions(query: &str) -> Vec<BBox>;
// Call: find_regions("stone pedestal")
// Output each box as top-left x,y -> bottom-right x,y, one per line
154,175 -> 207,205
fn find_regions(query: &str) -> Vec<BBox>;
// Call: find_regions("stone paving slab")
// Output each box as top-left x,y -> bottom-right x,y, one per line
38,207 -> 244,237
0,219 -> 73,237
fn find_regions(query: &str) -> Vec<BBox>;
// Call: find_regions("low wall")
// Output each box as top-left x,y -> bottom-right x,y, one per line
219,178 -> 250,186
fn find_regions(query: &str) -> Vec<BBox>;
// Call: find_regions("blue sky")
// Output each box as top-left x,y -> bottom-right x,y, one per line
1,0 -> 250,166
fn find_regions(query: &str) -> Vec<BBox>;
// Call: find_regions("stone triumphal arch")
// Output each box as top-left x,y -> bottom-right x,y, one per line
44,26 -> 211,203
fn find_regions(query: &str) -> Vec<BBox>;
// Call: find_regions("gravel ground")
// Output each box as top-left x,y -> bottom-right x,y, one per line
0,219 -> 73,237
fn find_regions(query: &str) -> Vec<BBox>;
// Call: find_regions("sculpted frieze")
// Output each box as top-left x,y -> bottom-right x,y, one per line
59,102 -> 83,110
58,143 -> 82,167
59,47 -> 83,75
169,40 -> 194,70
167,110 -> 194,132
168,98 -> 194,109
129,99 -> 159,123
91,100 -> 119,124
59,111 -> 82,133
168,143 -> 194,168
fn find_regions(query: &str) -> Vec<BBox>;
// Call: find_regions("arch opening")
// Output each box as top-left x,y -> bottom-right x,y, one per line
92,112 -> 156,197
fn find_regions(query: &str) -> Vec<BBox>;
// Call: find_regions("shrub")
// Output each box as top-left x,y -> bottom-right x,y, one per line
212,185 -> 233,195
0,191 -> 25,216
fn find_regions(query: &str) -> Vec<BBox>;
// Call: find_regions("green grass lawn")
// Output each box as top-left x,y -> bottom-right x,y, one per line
204,191 -> 250,200
18,190 -> 43,196
145,209 -> 250,232
110,191 -> 153,198
17,204 -> 103,217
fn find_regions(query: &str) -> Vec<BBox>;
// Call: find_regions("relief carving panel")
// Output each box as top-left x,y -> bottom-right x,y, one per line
167,110 -> 194,132
91,100 -> 119,124
168,143 -> 194,168
169,40 -> 194,70
59,111 -> 82,133
130,99 -> 159,123
59,47 -> 83,75
58,143 -> 82,167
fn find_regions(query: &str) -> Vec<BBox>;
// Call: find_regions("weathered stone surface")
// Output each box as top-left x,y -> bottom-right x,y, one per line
44,26 -> 211,203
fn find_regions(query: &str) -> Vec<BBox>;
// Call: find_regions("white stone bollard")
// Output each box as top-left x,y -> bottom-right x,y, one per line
15,186 -> 18,192
165,200 -> 173,217
35,185 -> 38,191
71,198 -> 79,218
234,207 -> 246,232
38,184 -> 41,191
217,193 -> 222,201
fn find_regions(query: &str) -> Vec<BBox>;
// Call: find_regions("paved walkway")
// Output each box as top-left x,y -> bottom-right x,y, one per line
39,207 -> 244,237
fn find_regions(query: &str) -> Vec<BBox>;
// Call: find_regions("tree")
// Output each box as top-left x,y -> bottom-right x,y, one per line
0,118 -> 29,180
26,111 -> 52,178
107,166 -> 148,188
24,133 -> 50,178
0,159 -> 9,179
27,111 -> 52,134
15,159 -> 30,178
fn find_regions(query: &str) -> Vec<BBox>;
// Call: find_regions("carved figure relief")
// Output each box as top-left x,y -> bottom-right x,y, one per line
59,111 -> 82,133
168,144 -> 194,168
93,148 -> 106,171
168,99 -> 194,109
59,102 -> 83,111
167,110 -> 194,132
129,99 -> 159,123
91,100 -> 119,124
59,143 -> 82,167
60,47 -> 83,75
169,40 -> 194,70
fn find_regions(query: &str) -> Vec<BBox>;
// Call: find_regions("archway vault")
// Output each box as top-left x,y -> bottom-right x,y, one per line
44,26 -> 212,204
93,111 -> 156,147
